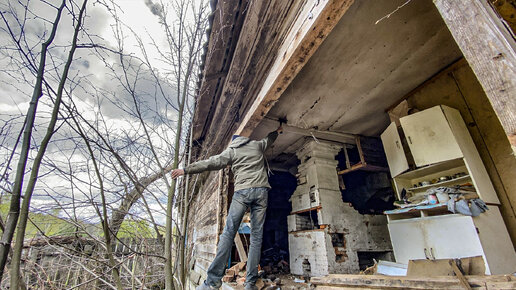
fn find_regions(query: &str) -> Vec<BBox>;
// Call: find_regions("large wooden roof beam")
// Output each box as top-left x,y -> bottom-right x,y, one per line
434,0 -> 516,156
235,0 -> 355,137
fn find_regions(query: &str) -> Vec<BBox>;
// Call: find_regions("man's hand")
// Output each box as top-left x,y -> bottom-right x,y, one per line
171,169 -> 185,179
277,125 -> 283,134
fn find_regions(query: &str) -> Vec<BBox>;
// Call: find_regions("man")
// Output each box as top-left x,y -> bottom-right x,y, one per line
171,125 -> 283,290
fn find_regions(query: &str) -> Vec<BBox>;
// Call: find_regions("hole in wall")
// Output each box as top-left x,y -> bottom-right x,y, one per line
260,171 -> 297,273
302,259 -> 311,277
331,233 -> 345,247
357,251 -> 394,270
335,146 -> 396,214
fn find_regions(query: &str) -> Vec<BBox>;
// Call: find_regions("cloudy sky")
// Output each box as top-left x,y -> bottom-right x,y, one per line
0,0 -> 205,228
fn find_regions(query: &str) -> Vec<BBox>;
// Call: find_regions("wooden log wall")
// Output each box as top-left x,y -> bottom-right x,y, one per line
186,171 -> 226,288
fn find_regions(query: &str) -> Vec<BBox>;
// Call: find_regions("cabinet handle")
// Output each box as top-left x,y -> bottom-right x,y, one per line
395,140 -> 400,149
424,248 -> 429,259
408,136 -> 412,144
430,248 -> 435,260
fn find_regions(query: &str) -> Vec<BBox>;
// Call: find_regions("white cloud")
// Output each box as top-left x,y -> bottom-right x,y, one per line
0,0 -> 203,229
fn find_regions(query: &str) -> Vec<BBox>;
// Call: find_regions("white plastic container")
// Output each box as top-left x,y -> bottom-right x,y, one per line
436,192 -> 450,203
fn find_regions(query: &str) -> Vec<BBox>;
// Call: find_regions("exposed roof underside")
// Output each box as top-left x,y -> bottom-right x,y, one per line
191,0 -> 307,156
250,0 -> 462,168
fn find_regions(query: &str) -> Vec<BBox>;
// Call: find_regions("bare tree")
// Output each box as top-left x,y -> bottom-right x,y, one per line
149,1 -> 209,288
0,0 -> 87,282
0,0 -> 208,288
7,1 -> 89,288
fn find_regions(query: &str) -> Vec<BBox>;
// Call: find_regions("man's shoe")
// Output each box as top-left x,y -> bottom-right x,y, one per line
196,281 -> 218,290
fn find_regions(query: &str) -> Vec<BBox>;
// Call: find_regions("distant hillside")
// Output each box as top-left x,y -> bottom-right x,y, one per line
0,198 -> 157,240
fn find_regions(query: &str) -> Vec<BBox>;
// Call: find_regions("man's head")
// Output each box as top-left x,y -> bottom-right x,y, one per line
232,135 -> 240,141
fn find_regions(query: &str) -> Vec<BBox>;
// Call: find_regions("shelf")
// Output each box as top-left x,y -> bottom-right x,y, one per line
385,203 -> 446,215
288,228 -> 325,234
291,206 -> 321,215
396,158 -> 465,180
406,175 -> 471,191
337,162 -> 389,175
385,204 -> 451,221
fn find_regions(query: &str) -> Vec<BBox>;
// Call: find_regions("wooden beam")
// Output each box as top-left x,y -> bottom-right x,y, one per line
337,162 -> 389,175
450,259 -> 473,290
433,0 -> 516,156
311,274 -> 515,289
235,0 -> 355,137
291,205 -> 321,215
261,117 -> 356,144
234,234 -> 247,262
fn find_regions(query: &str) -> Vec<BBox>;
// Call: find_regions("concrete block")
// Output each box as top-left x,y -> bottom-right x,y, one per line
288,214 -> 315,232
290,190 -> 320,212
288,230 -> 330,277
305,163 -> 340,190
296,140 -> 341,161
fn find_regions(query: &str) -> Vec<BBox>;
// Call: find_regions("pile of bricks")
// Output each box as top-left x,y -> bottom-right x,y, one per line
222,261 -> 284,289
222,261 -> 247,283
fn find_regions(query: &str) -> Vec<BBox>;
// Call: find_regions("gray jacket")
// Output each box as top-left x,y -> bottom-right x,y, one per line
184,131 -> 278,191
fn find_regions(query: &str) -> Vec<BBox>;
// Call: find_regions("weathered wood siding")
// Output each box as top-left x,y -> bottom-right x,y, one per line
186,171 -> 225,288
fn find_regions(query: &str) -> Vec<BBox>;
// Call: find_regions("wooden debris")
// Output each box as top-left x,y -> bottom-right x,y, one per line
450,259 -> 473,290
407,257 -> 485,277
234,234 -> 248,262
311,274 -> 516,289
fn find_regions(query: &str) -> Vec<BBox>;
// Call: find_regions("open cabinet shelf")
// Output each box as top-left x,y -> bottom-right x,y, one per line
406,174 -> 471,192
381,106 -> 498,204
380,105 -> 516,275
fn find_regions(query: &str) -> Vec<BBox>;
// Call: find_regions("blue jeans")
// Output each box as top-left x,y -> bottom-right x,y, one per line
205,187 -> 269,288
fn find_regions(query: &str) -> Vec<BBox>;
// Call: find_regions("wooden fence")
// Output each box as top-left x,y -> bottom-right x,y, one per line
2,236 -> 166,289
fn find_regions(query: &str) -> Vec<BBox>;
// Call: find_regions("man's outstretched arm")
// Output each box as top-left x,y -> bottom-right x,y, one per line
171,148 -> 233,179
259,125 -> 283,151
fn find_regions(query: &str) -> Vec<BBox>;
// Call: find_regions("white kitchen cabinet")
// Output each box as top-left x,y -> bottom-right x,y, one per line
399,106 -> 463,167
382,105 -> 516,275
380,122 -> 409,177
387,207 -> 516,274
381,105 -> 499,204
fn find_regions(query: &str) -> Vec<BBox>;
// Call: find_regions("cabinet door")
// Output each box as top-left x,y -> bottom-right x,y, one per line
422,215 -> 483,260
400,106 -> 463,167
381,122 -> 409,177
388,221 -> 427,264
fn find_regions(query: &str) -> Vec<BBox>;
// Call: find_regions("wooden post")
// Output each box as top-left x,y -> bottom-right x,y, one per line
434,0 -> 516,156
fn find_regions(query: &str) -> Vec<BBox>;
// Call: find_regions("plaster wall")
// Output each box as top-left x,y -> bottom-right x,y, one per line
288,140 -> 392,276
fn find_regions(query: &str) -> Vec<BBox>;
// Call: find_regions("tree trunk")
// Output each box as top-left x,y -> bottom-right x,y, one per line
10,1 -> 88,288
0,0 -> 66,280
165,99 -> 184,290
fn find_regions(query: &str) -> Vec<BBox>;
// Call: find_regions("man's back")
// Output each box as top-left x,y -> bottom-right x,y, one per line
229,137 -> 271,191
183,131 -> 278,191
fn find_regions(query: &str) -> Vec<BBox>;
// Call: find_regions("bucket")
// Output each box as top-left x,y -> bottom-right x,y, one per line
427,194 -> 438,205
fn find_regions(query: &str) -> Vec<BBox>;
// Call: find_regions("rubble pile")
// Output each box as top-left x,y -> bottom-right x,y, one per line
261,247 -> 290,277
222,259 -> 287,289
